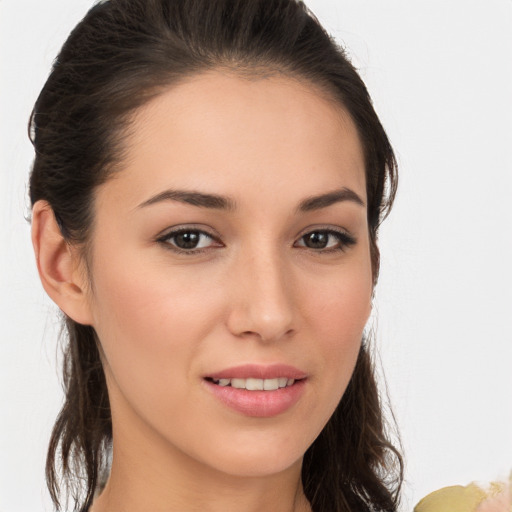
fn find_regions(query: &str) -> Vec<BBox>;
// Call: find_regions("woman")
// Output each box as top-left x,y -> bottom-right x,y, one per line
29,0 -> 403,510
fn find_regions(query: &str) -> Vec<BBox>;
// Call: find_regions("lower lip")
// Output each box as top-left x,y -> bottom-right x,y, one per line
203,379 -> 306,417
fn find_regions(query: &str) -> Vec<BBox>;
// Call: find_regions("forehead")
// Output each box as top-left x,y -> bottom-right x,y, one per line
99,71 -> 366,213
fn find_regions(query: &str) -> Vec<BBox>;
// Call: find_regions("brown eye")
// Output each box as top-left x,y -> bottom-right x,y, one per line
296,229 -> 357,252
174,231 -> 202,249
303,231 -> 329,249
159,229 -> 219,252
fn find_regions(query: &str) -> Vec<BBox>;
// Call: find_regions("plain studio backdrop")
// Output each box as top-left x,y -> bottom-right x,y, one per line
1,1 -> 511,511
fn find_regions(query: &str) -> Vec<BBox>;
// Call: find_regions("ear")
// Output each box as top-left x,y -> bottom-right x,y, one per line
31,200 -> 94,325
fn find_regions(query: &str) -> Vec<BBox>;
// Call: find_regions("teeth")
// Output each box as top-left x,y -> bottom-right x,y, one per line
263,378 -> 279,391
231,378 -> 246,389
211,377 -> 297,390
246,378 -> 264,390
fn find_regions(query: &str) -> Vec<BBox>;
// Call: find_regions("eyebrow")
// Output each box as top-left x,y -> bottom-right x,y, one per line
297,188 -> 365,212
137,189 -> 236,211
137,187 -> 364,212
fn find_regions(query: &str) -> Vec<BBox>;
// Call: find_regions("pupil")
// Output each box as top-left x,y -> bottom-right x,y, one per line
175,231 -> 199,249
306,232 -> 328,249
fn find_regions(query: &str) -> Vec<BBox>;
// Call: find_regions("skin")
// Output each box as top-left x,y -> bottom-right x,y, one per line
32,71 -> 373,512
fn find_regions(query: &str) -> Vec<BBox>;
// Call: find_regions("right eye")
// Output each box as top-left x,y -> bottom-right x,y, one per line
158,228 -> 221,253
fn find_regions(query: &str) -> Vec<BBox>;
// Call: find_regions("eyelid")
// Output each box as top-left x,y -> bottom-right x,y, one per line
296,225 -> 353,237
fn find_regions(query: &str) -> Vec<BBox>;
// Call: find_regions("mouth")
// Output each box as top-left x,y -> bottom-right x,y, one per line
203,364 -> 308,417
205,376 -> 301,390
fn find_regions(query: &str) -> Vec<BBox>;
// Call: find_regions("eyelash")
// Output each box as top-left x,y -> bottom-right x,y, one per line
156,227 -> 357,255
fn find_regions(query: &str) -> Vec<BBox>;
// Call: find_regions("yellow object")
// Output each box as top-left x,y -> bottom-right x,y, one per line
414,483 -> 488,512
414,477 -> 512,512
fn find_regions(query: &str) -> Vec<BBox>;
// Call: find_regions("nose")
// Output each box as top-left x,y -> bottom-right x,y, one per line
226,247 -> 296,343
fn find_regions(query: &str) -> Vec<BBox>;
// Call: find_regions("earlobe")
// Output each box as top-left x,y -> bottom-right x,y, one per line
31,200 -> 93,325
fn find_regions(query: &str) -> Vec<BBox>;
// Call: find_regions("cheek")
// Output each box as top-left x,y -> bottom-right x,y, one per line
90,240 -> 219,339
88,253 -> 221,406
302,258 -> 372,406
305,252 -> 372,340
311,280 -> 371,340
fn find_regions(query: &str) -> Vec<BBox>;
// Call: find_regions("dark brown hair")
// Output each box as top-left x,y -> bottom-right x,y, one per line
29,0 -> 402,510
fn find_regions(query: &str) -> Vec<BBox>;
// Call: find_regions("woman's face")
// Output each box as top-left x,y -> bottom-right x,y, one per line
83,71 -> 372,478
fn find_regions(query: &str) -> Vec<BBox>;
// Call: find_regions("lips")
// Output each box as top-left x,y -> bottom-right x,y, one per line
205,363 -> 307,381
203,364 -> 307,417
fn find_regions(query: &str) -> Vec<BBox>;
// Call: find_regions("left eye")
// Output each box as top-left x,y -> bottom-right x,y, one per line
295,230 -> 356,251
159,229 -> 218,251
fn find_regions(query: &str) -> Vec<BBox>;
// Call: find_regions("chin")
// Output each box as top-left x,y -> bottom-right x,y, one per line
210,452 -> 304,479
188,428 -> 312,479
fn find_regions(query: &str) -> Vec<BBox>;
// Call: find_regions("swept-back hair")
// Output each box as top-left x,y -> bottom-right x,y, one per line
29,0 -> 402,510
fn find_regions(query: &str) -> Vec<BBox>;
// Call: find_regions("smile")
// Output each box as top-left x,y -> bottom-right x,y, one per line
208,377 -> 296,390
203,364 -> 307,417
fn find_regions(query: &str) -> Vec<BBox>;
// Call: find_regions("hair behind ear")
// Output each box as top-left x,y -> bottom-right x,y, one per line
46,319 -> 111,512
302,342 -> 403,511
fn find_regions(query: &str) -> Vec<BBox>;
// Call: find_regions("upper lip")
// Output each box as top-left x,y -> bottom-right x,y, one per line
206,364 -> 307,380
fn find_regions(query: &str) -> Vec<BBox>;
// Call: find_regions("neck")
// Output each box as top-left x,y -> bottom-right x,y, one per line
91,421 -> 311,512
92,450 -> 310,512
